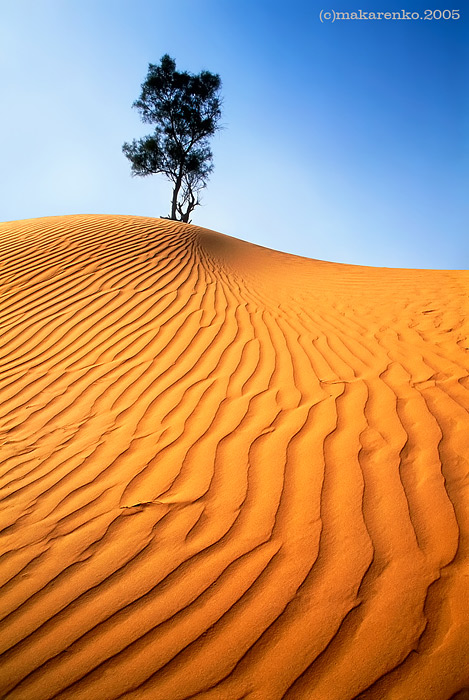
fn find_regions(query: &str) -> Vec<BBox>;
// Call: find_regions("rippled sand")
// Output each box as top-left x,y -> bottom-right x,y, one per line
0,215 -> 468,700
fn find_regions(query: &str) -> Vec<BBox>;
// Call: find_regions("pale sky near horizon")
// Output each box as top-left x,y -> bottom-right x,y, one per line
1,0 -> 467,268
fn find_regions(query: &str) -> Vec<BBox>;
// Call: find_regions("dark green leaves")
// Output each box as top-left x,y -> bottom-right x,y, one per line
123,54 -> 222,221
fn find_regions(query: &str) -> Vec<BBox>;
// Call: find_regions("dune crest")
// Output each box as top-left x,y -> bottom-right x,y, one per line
0,215 -> 468,700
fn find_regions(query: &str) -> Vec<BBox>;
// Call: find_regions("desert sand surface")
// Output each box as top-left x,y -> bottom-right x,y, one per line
0,214 -> 468,700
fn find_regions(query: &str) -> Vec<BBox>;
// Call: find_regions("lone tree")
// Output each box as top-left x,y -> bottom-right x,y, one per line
123,55 -> 222,223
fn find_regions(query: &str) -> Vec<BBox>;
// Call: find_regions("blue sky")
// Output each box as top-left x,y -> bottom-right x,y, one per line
1,0 -> 467,267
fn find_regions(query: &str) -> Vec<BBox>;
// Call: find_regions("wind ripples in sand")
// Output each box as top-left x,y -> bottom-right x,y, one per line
0,215 -> 468,700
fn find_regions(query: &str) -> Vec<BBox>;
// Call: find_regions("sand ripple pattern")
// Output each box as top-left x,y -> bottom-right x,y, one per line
0,215 -> 468,700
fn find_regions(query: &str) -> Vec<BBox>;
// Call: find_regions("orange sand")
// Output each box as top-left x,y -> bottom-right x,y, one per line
0,215 -> 468,700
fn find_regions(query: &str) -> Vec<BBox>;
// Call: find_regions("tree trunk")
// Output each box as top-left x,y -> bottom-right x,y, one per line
180,185 -> 196,223
170,166 -> 184,220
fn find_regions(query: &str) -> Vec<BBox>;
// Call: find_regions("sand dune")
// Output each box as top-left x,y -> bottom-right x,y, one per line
0,214 -> 468,700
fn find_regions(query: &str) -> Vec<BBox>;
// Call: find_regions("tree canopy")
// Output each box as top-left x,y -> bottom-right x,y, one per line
123,55 -> 222,223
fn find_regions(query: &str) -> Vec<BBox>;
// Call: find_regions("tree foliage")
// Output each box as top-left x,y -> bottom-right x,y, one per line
123,55 -> 222,223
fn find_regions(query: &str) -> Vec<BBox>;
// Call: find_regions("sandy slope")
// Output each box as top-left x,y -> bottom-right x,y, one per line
0,214 -> 468,700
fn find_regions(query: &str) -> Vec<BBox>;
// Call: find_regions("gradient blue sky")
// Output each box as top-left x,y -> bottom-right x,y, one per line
1,0 -> 467,267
